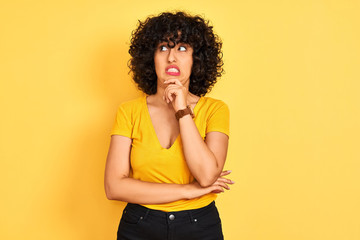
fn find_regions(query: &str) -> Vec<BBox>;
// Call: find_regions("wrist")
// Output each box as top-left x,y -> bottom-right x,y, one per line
181,184 -> 191,200
174,104 -> 187,112
175,105 -> 194,120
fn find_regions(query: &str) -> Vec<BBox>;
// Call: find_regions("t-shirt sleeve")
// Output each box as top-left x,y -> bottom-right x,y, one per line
110,104 -> 133,138
205,101 -> 230,137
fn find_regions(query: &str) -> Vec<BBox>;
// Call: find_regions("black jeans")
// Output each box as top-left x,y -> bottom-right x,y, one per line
117,201 -> 224,240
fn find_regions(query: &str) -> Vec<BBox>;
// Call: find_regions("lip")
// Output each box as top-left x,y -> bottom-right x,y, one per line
165,65 -> 180,76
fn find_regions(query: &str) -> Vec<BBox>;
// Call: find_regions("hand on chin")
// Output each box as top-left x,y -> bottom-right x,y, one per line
163,78 -> 188,111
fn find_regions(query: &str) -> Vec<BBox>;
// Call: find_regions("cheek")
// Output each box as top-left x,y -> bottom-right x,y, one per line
153,56 -> 158,67
153,57 -> 162,72
187,59 -> 193,73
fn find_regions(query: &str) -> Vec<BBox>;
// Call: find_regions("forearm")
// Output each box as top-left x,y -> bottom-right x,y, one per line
105,176 -> 190,204
179,115 -> 221,187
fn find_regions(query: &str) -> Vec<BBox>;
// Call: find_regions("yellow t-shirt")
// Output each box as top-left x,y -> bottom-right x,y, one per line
111,95 -> 230,212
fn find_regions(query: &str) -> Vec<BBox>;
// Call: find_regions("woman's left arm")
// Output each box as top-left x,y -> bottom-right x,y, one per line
179,115 -> 229,187
164,79 -> 230,187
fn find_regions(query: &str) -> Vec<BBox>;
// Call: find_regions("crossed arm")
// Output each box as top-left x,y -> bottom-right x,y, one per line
104,131 -> 232,204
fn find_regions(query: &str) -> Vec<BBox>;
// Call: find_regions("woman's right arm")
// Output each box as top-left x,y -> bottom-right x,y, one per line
104,135 -> 229,205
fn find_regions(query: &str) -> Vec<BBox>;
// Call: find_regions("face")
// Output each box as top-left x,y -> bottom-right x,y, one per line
154,42 -> 193,89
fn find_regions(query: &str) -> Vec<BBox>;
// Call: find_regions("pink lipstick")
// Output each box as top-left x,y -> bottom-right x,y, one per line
165,65 -> 180,76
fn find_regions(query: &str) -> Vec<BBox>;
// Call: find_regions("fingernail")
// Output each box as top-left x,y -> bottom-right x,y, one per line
227,170 -> 232,173
230,181 -> 235,184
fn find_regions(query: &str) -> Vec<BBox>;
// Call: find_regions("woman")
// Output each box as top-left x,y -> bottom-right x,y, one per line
105,11 -> 233,240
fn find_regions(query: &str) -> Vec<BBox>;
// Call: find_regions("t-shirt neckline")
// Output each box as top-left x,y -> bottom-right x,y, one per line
143,95 -> 203,150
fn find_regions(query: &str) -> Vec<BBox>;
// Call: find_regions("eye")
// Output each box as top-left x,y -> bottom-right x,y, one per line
178,46 -> 187,51
159,45 -> 168,51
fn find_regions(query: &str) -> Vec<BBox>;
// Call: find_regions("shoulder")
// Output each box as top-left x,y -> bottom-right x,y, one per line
116,96 -> 146,118
199,96 -> 229,112
117,96 -> 145,112
199,97 -> 230,136
195,96 -> 230,122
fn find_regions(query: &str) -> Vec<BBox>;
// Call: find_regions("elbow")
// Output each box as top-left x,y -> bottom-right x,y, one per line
104,180 -> 122,200
105,178 -> 129,201
105,192 -> 115,200
198,182 -> 212,188
196,166 -> 221,188
197,176 -> 218,188
105,183 -> 115,200
105,176 -> 129,201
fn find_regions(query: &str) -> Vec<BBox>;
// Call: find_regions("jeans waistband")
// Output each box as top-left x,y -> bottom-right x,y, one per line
125,201 -> 216,219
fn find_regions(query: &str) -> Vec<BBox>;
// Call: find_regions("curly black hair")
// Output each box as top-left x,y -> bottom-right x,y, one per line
128,11 -> 224,96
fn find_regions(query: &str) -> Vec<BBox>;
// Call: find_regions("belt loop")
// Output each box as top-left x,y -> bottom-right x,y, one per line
188,209 -> 195,223
143,208 -> 150,220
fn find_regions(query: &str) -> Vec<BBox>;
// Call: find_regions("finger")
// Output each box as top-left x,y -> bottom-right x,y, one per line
163,90 -> 170,103
214,181 -> 230,190
164,85 -> 179,98
163,87 -> 175,103
211,189 -> 223,194
169,89 -> 177,101
164,78 -> 183,86
164,84 -> 186,97
220,170 -> 232,177
163,92 -> 169,103
212,179 -> 228,189
169,92 -> 174,102
217,177 -> 235,184
165,84 -> 182,93
210,185 -> 224,194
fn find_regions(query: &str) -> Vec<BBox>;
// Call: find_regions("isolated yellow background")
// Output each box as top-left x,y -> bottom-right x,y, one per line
1,0 -> 359,239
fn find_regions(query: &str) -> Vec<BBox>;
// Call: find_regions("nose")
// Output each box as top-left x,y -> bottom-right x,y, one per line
167,48 -> 176,62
